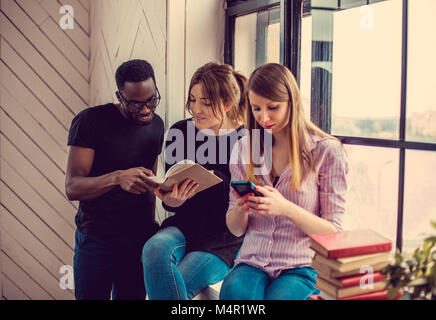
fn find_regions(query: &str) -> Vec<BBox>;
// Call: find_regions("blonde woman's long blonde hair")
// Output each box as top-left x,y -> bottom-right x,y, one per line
246,63 -> 337,191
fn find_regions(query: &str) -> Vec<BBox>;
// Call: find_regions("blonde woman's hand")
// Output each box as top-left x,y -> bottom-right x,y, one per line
154,179 -> 199,208
245,185 -> 294,217
231,189 -> 250,216
226,189 -> 251,237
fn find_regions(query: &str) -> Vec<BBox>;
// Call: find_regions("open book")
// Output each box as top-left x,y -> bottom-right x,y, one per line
144,160 -> 223,194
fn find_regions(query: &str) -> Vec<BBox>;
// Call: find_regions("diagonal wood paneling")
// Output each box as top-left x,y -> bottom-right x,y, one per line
89,0 -> 166,111
1,0 -> 90,300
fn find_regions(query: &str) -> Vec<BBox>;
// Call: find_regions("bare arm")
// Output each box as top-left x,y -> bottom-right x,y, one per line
283,203 -> 337,235
65,146 -> 154,201
247,185 -> 337,236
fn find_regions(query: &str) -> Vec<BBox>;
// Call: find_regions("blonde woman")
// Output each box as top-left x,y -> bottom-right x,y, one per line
220,63 -> 349,300
142,62 -> 247,300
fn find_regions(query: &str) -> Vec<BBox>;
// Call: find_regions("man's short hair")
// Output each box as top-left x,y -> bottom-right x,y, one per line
115,59 -> 156,90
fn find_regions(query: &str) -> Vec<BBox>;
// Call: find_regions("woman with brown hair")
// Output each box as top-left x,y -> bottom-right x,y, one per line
141,62 -> 247,300
220,63 -> 349,300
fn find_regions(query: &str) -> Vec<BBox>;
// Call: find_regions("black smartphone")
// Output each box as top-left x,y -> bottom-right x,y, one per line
231,181 -> 264,197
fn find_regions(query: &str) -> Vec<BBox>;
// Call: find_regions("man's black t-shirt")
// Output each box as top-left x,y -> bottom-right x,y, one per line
67,103 -> 164,236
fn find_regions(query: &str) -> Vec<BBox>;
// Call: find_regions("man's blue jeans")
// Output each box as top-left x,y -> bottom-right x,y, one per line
73,229 -> 149,300
220,263 -> 320,300
141,226 -> 231,300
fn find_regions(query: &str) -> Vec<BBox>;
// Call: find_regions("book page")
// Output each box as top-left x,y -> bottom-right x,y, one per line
165,159 -> 195,178
159,162 -> 222,193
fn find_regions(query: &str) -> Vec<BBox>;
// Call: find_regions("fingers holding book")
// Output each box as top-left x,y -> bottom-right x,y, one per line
179,178 -> 200,199
154,179 -> 200,208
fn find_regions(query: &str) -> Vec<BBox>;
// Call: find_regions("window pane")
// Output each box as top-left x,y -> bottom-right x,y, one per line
234,7 -> 280,77
342,145 -> 399,243
311,0 -> 340,9
266,22 -> 280,63
234,12 -> 257,77
406,0 -> 436,143
312,0 -> 381,10
403,150 -> 436,255
326,0 -> 402,138
339,0 -> 367,10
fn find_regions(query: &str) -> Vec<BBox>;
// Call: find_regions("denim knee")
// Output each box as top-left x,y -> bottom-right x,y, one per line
141,227 -> 185,267
142,235 -> 167,266
220,278 -> 240,300
220,272 -> 248,300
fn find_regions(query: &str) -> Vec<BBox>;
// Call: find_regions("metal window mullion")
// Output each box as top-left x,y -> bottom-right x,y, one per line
396,0 -> 409,252
335,135 -> 436,151
280,0 -> 302,84
227,0 -> 280,17
224,14 -> 236,66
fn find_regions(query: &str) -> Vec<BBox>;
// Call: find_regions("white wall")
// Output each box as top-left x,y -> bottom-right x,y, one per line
0,0 -> 91,300
167,0 -> 226,129
185,0 -> 226,92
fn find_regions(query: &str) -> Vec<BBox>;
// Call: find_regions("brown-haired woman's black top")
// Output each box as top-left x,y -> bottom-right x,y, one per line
161,118 -> 245,268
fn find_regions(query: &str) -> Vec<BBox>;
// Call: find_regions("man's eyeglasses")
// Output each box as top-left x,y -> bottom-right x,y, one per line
119,88 -> 161,112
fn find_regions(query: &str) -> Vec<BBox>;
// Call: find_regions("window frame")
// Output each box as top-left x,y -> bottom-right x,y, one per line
225,0 -> 301,83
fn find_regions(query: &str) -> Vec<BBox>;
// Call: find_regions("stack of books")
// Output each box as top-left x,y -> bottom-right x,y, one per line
309,229 -> 401,300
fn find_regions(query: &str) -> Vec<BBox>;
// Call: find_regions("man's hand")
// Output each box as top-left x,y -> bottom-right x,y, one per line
117,167 -> 156,195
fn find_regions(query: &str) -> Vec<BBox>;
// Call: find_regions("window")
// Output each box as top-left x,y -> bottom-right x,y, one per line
403,150 -> 436,254
233,5 -> 280,77
330,1 -> 402,140
406,0 -> 436,144
302,0 -> 436,250
342,145 -> 399,242
227,0 -> 436,252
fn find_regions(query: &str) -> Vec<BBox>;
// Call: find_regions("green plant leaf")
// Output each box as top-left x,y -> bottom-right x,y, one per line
408,277 -> 428,286
425,236 -> 436,246
383,219 -> 436,300
387,287 -> 400,300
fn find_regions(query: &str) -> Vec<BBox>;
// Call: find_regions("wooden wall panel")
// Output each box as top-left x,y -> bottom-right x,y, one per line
89,0 -> 166,112
0,0 -> 90,300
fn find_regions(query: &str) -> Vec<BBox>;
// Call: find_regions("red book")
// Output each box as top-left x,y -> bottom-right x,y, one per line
341,289 -> 403,300
323,272 -> 386,288
310,229 -> 392,259
319,289 -> 403,300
